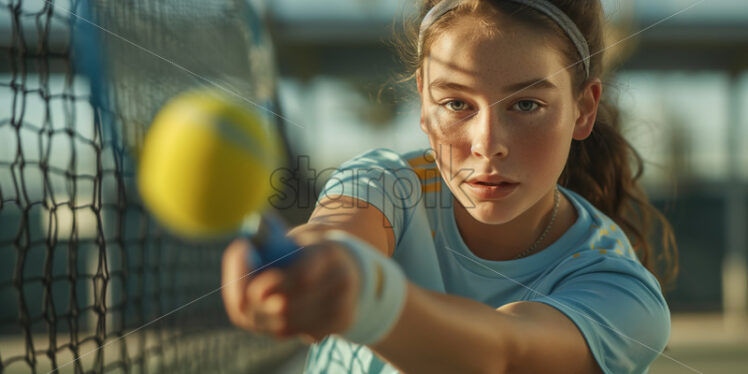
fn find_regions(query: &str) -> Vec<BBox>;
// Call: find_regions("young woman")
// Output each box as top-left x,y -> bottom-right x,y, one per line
222,1 -> 678,373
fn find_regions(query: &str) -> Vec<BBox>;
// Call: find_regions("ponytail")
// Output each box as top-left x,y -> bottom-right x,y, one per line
561,100 -> 679,289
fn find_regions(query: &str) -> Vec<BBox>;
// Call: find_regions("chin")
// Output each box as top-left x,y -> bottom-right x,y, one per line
462,200 -> 521,225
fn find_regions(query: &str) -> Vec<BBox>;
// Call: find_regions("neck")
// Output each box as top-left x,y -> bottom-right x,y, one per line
453,188 -> 576,261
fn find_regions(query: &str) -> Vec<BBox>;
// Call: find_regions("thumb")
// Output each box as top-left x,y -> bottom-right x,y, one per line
222,237 -> 254,328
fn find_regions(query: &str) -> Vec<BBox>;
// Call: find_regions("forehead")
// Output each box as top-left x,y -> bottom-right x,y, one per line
424,14 -> 569,90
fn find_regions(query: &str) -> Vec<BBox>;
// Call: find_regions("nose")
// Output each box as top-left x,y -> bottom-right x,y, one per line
469,107 -> 508,159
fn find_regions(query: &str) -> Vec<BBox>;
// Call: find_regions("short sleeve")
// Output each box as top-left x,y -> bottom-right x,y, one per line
316,148 -> 423,247
529,254 -> 671,374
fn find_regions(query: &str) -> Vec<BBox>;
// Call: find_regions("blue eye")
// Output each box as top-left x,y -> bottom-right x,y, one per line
445,100 -> 469,112
513,100 -> 540,112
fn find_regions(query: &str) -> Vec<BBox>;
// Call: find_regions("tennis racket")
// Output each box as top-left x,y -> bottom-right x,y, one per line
72,0 -> 300,271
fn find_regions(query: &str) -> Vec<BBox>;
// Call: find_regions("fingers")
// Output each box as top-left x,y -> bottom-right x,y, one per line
283,264 -> 353,339
286,241 -> 335,294
221,238 -> 254,329
255,270 -> 347,339
222,236 -> 362,342
250,242 -> 359,340
222,237 -> 309,332
247,245 -> 337,336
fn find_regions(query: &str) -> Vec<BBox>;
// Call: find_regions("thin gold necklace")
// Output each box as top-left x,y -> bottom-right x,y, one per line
513,188 -> 560,260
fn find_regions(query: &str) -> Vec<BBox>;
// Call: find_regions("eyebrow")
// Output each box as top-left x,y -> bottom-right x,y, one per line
429,77 -> 558,93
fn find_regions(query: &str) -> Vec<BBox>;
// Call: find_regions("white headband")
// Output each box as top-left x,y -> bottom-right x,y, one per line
418,0 -> 591,78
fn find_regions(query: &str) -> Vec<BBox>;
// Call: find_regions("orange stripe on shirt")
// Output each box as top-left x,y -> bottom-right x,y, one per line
412,167 -> 440,181
421,181 -> 441,193
407,154 -> 436,168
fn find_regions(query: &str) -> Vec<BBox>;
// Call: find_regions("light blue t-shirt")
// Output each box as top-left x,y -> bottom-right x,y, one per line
304,148 -> 670,374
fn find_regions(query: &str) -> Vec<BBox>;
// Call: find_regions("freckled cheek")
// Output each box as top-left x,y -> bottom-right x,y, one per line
423,129 -> 472,180
422,111 -> 472,150
510,123 -> 571,177
428,135 -> 473,173
423,108 -> 460,135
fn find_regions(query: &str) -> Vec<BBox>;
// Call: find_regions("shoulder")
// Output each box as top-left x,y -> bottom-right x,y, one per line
317,147 -> 434,246
529,189 -> 670,372
331,147 -> 438,173
326,147 -> 441,198
542,216 -> 662,304
320,147 -> 420,193
530,188 -> 670,373
560,187 -> 640,262
545,187 -> 664,307
338,147 -> 427,170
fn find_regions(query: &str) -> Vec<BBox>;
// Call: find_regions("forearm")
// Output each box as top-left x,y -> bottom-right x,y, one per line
370,283 -> 516,374
284,224 -> 596,373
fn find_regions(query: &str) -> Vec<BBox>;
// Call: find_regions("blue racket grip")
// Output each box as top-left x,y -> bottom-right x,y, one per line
243,213 -> 301,271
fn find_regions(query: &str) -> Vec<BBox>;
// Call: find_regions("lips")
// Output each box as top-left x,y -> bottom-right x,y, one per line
465,174 -> 518,185
463,174 -> 519,200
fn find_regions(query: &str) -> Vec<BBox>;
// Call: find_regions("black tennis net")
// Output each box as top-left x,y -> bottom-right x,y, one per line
0,0 -> 300,372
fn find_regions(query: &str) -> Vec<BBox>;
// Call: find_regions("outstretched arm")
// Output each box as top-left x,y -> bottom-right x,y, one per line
372,284 -> 603,374
222,195 -> 602,374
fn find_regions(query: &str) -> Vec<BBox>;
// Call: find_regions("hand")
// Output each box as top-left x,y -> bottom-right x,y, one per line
221,231 -> 362,344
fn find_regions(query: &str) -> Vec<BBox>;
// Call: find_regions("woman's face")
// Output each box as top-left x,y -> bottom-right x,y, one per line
418,13 -> 597,225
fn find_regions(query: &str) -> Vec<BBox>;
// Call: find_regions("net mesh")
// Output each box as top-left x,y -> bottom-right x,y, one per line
0,0 -> 300,372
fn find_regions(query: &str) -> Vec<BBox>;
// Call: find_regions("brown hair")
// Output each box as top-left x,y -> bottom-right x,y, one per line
394,0 -> 678,289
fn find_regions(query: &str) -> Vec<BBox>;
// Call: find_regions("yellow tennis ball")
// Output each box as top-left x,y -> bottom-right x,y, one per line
137,90 -> 284,238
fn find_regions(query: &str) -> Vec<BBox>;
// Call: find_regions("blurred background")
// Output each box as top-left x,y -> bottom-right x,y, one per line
1,0 -> 747,373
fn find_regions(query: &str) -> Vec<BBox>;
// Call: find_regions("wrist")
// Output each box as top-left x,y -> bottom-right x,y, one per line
324,230 -> 407,345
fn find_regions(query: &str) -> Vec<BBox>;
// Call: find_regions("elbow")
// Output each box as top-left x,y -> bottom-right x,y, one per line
484,320 -> 517,374
486,357 -> 510,374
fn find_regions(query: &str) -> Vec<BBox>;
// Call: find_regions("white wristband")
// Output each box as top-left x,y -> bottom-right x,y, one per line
324,230 -> 407,345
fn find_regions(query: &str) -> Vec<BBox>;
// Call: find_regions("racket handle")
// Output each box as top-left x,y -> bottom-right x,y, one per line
242,212 -> 301,271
